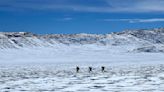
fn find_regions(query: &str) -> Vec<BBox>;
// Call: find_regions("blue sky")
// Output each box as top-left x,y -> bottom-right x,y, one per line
0,0 -> 164,34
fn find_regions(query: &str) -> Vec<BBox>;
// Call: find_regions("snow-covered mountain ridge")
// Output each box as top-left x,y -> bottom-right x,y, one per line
1,28 -> 164,52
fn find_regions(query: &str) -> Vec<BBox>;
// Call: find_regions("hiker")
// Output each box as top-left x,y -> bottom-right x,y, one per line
101,66 -> 105,72
76,66 -> 80,73
89,67 -> 92,73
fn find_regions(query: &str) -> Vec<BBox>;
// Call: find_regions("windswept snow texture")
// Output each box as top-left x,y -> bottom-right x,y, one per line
1,64 -> 164,92
1,28 -> 164,92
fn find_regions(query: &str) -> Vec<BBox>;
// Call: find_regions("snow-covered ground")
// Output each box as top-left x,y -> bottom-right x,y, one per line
1,64 -> 164,92
1,45 -> 164,65
0,46 -> 164,92
1,29 -> 164,92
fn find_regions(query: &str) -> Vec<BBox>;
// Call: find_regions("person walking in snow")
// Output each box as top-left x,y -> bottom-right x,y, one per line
101,66 -> 105,72
89,67 -> 92,73
76,66 -> 80,73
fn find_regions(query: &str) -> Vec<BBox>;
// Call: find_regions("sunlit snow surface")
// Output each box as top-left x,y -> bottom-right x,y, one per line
1,64 -> 164,92
1,46 -> 164,92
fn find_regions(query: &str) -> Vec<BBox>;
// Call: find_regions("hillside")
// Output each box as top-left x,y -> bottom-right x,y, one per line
1,28 -> 164,53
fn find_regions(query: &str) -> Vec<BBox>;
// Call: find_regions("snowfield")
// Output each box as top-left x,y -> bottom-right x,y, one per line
1,29 -> 164,92
1,64 -> 164,92
1,48 -> 164,92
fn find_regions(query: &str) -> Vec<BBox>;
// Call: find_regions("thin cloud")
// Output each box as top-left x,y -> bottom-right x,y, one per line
61,17 -> 73,21
0,0 -> 164,13
103,18 -> 164,23
56,17 -> 73,21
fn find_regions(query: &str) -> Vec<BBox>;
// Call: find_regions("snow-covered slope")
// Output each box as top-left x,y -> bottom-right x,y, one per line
1,28 -> 164,64
1,28 -> 164,52
1,29 -> 164,92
